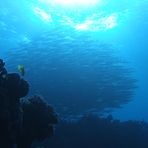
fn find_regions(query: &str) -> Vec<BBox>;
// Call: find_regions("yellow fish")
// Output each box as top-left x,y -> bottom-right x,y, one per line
18,65 -> 25,76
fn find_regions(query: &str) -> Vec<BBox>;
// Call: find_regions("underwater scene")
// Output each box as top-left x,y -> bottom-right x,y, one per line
0,0 -> 148,147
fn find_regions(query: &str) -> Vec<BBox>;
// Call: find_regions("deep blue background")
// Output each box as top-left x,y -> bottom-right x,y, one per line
0,0 -> 148,121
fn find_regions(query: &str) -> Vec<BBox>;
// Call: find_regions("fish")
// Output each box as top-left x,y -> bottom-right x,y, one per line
18,65 -> 25,76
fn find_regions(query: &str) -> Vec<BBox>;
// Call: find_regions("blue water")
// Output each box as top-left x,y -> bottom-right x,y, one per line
0,0 -> 148,121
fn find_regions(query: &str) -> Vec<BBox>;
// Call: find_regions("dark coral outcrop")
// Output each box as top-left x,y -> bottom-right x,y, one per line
17,95 -> 58,148
0,59 -> 57,148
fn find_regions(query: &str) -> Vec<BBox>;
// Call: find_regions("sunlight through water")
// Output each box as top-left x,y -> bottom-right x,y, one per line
74,13 -> 118,31
32,0 -> 119,31
38,0 -> 100,6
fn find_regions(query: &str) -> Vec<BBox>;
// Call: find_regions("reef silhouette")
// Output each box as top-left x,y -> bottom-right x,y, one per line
0,59 -> 58,148
34,114 -> 148,148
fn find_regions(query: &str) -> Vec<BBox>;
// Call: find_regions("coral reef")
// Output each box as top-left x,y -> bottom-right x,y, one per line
36,114 -> 148,148
0,59 -> 58,148
17,95 -> 58,148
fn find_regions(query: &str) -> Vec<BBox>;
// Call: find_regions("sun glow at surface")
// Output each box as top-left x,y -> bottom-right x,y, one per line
55,0 -> 98,6
33,0 -> 119,31
33,7 -> 52,22
73,13 -> 118,31
38,0 -> 100,6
